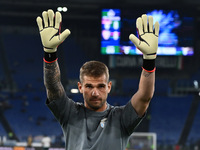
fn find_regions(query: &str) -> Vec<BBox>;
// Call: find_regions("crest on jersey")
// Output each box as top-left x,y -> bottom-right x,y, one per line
100,118 -> 107,128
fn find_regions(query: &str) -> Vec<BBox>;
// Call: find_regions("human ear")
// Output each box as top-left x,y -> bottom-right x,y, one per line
107,81 -> 112,93
78,82 -> 83,93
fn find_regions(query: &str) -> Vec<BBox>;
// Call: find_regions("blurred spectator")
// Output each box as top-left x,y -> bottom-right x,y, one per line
41,135 -> 51,150
27,135 -> 33,147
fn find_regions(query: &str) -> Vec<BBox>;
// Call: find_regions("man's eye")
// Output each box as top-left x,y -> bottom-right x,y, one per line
99,85 -> 105,88
86,85 -> 92,88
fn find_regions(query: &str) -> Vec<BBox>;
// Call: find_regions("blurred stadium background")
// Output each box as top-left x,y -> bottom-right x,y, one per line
0,0 -> 200,150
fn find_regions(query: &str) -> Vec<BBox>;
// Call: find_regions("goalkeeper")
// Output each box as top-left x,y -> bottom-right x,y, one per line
36,9 -> 159,150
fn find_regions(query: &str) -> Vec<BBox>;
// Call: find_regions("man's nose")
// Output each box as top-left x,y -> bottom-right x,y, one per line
92,88 -> 99,96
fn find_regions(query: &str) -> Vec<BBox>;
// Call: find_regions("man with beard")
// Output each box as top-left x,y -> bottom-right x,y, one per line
36,9 -> 159,150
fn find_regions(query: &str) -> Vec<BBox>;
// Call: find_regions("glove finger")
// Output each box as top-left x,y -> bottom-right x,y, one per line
148,16 -> 153,33
129,34 -> 140,48
50,29 -> 70,47
42,11 -> 48,28
55,11 -> 62,29
48,9 -> 55,27
36,16 -> 43,31
142,14 -> 148,32
136,17 -> 144,36
154,21 -> 160,36
60,29 -> 71,41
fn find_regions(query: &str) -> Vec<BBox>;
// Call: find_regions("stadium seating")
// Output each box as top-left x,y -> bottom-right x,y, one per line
0,33 -> 200,146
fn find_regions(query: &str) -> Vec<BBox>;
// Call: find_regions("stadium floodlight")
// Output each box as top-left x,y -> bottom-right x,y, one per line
57,7 -> 63,12
71,88 -> 79,94
63,7 -> 68,12
57,7 -> 68,12
193,80 -> 199,89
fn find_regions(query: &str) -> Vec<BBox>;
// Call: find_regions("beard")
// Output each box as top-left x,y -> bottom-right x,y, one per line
86,97 -> 106,111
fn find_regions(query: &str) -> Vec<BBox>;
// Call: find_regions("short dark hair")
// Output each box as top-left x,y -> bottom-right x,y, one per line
79,61 -> 109,83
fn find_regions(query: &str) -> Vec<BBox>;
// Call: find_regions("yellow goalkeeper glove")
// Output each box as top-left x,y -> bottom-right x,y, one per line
129,14 -> 159,60
36,9 -> 70,53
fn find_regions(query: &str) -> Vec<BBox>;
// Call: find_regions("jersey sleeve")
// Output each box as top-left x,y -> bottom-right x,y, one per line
46,94 -> 75,126
121,101 -> 146,135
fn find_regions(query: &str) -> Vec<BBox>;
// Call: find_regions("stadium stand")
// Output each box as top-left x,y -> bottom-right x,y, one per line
0,29 -> 200,148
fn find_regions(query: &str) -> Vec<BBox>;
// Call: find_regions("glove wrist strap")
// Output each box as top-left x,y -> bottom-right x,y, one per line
43,52 -> 58,63
142,59 -> 156,72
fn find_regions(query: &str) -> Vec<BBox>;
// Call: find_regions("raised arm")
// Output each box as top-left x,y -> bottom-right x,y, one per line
44,61 -> 65,102
129,14 -> 159,116
36,9 -> 70,102
131,69 -> 155,117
